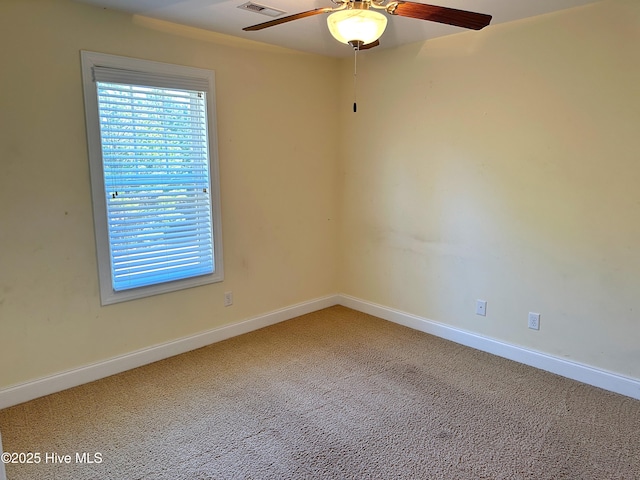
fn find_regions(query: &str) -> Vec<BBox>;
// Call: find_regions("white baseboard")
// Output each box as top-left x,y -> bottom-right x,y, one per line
2,293 -> 638,411
338,294 -> 640,401
0,295 -> 340,410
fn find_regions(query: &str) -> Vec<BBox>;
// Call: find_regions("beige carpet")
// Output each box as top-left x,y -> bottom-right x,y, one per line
0,306 -> 638,479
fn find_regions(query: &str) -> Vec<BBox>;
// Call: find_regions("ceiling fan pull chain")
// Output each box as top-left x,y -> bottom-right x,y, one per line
353,45 -> 358,113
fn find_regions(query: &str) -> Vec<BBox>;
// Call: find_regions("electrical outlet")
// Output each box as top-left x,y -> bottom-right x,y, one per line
224,291 -> 233,307
528,312 -> 540,330
476,299 -> 487,316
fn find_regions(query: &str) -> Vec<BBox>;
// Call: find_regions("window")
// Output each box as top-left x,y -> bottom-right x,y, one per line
81,51 -> 223,305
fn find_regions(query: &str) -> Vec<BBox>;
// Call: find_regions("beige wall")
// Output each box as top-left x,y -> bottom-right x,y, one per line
0,0 -> 340,388
339,0 -> 640,379
2,0 -> 639,391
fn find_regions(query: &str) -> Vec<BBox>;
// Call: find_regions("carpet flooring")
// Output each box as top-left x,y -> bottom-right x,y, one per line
0,306 -> 638,479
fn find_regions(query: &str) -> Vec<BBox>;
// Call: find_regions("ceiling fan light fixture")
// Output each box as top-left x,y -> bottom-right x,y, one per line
327,9 -> 387,45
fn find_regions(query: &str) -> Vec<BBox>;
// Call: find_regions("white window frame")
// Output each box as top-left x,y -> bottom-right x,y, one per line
80,51 -> 224,305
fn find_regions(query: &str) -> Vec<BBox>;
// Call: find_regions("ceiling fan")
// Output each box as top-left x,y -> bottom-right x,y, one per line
243,1 -> 492,50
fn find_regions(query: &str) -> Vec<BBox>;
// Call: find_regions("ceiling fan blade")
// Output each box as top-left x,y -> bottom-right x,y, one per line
243,8 -> 333,31
359,40 -> 380,50
389,2 -> 491,30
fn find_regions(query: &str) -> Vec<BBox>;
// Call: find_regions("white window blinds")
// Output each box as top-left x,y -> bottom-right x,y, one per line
94,69 -> 215,292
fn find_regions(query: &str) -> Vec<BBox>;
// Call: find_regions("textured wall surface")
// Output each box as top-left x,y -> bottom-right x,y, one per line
1,0 -> 638,392
0,0 -> 340,388
338,0 -> 640,379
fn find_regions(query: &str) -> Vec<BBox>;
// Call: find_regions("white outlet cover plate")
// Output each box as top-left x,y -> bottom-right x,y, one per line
528,312 -> 540,330
224,292 -> 233,307
476,300 -> 487,316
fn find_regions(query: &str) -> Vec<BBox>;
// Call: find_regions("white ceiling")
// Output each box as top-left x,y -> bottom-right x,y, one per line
74,0 -> 601,57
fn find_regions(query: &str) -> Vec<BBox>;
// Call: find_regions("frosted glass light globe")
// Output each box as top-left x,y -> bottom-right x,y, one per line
327,9 -> 387,45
